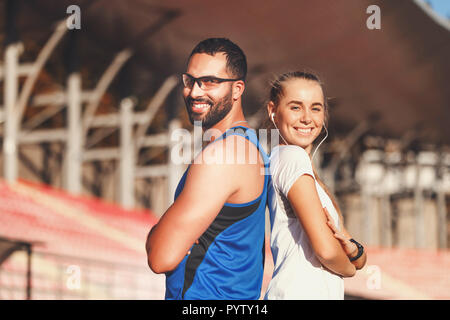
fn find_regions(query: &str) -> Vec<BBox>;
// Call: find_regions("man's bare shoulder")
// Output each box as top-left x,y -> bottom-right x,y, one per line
193,133 -> 262,167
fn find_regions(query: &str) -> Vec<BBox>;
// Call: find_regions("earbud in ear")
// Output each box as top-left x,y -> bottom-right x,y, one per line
271,113 -> 275,121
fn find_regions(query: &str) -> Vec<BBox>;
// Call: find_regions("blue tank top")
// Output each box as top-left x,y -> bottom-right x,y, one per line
165,126 -> 270,300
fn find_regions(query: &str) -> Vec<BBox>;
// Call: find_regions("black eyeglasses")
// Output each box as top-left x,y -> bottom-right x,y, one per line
182,73 -> 242,90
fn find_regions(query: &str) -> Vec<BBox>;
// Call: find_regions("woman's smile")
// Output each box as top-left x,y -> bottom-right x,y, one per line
293,126 -> 314,136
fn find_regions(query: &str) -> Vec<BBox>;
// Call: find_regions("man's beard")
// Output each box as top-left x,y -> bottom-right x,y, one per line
185,92 -> 233,129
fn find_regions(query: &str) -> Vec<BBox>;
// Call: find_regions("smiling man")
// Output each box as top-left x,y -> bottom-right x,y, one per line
146,38 -> 270,300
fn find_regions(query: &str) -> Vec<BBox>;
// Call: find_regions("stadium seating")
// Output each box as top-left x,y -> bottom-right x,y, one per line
0,179 -> 164,299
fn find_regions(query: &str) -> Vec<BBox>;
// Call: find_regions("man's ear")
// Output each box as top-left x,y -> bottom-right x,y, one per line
232,80 -> 245,101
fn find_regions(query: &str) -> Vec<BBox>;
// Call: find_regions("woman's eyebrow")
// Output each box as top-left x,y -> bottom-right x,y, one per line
287,100 -> 323,107
287,100 -> 304,105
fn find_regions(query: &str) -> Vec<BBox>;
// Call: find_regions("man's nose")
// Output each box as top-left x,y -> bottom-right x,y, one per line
189,80 -> 204,98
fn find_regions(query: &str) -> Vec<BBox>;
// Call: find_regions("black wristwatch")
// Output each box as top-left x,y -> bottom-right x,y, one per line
349,239 -> 364,262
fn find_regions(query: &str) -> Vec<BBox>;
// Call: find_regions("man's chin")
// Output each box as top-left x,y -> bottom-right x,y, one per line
188,113 -> 206,126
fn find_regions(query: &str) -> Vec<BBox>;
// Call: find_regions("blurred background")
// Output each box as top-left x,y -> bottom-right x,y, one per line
0,0 -> 449,300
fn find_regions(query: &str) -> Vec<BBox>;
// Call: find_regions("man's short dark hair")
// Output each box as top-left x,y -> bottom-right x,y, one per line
189,38 -> 247,82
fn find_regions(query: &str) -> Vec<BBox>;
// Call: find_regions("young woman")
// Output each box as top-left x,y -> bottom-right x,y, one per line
264,71 -> 366,300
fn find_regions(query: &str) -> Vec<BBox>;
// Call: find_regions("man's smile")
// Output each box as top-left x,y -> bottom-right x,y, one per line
191,102 -> 212,114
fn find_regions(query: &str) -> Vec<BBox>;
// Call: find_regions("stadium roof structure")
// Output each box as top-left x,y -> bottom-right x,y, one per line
19,0 -> 450,144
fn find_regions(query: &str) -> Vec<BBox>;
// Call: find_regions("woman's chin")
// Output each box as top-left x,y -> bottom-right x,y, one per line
285,136 -> 313,150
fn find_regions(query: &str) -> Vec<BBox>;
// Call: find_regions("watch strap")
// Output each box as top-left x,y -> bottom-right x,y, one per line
349,238 -> 364,262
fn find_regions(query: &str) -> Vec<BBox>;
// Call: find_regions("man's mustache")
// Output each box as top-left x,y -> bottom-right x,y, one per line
185,97 -> 213,106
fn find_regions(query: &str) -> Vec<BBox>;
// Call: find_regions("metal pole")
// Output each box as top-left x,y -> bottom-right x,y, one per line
414,161 -> 425,248
167,119 -> 184,209
119,98 -> 135,209
65,72 -> 82,193
361,187 -> 372,245
16,20 -> 68,124
360,153 -> 373,245
437,158 -> 448,248
26,245 -> 32,300
82,49 -> 133,140
3,43 -> 21,183
134,76 -> 179,152
381,193 -> 393,247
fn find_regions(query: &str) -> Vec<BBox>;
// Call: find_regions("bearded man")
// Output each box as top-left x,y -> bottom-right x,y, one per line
146,38 -> 269,300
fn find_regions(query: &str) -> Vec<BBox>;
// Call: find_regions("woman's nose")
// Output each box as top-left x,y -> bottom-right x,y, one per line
300,109 -> 312,124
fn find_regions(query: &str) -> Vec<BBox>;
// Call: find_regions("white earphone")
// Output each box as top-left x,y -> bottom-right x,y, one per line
271,112 -> 288,145
311,125 -> 328,161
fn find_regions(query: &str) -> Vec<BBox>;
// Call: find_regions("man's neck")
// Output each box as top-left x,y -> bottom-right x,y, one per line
202,103 -> 248,143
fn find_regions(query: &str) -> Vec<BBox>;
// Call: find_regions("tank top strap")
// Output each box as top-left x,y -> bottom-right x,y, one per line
213,126 -> 269,169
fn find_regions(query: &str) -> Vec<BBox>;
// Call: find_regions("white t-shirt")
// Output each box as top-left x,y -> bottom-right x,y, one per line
264,145 -> 344,300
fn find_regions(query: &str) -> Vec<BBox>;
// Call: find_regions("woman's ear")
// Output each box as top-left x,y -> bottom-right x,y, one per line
267,101 -> 275,120
232,80 -> 245,101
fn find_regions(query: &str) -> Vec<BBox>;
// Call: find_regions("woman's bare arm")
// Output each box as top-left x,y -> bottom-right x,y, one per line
323,208 -> 367,270
287,174 -> 356,278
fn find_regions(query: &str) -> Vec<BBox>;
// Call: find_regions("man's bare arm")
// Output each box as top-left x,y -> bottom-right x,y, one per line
146,142 -> 240,274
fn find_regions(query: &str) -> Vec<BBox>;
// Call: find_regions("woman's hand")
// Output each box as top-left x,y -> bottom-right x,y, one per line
323,207 -> 358,258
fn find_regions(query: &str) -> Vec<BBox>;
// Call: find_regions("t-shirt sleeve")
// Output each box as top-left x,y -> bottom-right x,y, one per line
270,146 -> 315,197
